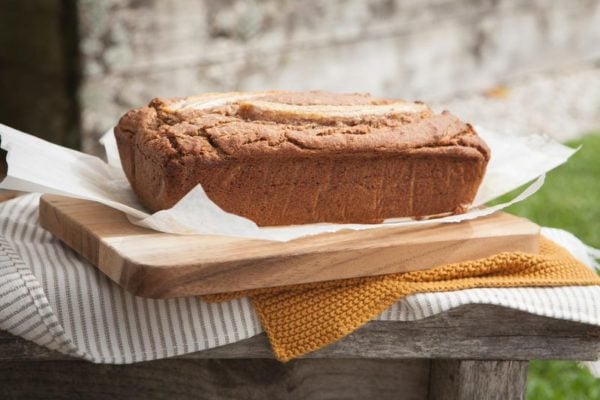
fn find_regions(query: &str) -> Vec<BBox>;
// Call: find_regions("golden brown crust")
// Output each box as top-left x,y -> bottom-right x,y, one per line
114,91 -> 490,226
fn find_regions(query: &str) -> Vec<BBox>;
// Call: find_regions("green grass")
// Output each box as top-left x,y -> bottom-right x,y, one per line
490,133 -> 600,400
528,361 -> 600,400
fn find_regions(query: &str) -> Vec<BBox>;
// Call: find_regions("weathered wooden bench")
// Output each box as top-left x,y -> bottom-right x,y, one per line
2,304 -> 600,399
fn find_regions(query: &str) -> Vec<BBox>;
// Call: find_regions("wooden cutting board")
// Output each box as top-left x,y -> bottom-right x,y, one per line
39,195 -> 540,299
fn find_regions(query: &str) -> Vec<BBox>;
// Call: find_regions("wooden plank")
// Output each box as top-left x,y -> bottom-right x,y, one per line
428,360 -> 528,400
38,195 -> 540,298
0,358 -> 430,400
2,305 -> 599,362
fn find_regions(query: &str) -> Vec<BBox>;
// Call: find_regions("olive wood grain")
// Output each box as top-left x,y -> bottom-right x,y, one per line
38,195 -> 540,298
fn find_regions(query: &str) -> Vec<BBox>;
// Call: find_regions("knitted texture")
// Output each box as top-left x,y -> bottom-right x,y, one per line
203,238 -> 600,361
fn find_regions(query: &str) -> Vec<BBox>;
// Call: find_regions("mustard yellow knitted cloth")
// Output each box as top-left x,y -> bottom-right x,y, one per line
203,238 -> 600,361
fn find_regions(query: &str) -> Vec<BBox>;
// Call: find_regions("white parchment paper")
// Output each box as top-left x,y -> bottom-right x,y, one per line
0,123 -> 576,241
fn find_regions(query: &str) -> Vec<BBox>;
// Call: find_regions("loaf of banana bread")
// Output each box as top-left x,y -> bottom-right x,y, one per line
114,91 -> 490,226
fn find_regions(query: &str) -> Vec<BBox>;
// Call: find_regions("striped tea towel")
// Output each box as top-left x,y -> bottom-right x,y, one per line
1,194 -> 600,366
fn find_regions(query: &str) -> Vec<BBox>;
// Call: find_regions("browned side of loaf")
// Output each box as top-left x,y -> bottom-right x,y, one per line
114,91 -> 489,226
115,132 -> 486,225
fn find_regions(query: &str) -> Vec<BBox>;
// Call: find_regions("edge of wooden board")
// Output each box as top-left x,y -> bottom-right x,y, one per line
39,195 -> 540,299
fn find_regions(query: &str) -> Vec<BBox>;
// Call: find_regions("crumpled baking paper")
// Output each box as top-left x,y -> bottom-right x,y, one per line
0,123 -> 576,241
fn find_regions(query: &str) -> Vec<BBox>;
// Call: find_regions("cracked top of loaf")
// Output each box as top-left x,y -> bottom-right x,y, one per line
115,91 -> 490,162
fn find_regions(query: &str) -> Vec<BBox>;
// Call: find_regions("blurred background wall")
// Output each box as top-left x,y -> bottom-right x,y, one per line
1,0 -> 600,155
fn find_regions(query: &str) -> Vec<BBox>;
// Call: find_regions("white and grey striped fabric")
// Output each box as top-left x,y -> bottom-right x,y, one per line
1,193 -> 600,365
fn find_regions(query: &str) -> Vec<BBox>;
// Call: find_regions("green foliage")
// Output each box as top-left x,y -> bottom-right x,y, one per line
489,133 -> 600,399
491,133 -> 600,248
528,361 -> 600,400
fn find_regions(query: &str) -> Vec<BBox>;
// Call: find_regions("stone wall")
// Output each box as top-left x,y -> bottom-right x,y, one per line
2,0 -> 600,153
